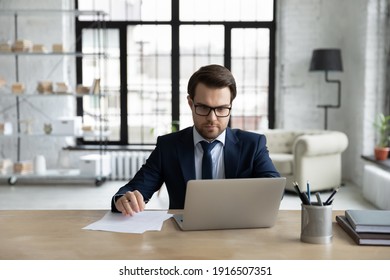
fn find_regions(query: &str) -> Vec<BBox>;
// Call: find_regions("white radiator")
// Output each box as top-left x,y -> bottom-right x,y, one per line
108,151 -> 151,181
363,164 -> 390,210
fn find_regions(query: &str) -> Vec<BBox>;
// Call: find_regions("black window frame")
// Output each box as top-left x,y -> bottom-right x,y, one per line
75,0 -> 277,146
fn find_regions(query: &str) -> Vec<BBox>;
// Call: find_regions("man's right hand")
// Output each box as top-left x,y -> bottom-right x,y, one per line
115,190 -> 145,216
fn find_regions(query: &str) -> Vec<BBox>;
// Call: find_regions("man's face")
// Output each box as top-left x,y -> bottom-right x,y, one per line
187,82 -> 231,141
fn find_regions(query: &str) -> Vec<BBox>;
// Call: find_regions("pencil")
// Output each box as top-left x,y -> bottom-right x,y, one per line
293,182 -> 310,205
324,188 -> 339,205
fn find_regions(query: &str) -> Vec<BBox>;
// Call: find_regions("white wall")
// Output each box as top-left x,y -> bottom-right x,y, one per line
276,0 -> 388,187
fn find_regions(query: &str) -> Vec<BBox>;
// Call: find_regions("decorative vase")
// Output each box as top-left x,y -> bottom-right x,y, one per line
34,155 -> 46,175
43,123 -> 52,134
374,147 -> 390,161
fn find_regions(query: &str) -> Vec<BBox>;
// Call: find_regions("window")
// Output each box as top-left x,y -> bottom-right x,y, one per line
179,25 -> 225,127
76,0 -> 275,145
231,28 -> 270,129
127,25 -> 172,143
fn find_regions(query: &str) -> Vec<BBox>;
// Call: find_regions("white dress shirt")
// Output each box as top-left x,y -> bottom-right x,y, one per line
193,126 -> 226,179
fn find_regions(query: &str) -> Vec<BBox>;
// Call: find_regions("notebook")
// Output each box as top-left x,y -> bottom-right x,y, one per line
336,215 -> 390,246
345,210 -> 390,233
173,177 -> 286,231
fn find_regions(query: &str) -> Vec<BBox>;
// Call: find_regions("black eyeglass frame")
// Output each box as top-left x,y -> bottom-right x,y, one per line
193,104 -> 232,117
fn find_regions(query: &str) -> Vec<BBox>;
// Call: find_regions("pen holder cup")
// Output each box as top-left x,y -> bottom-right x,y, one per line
300,204 -> 333,244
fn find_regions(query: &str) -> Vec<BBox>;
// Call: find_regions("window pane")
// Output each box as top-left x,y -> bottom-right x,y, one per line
179,25 -> 224,128
82,29 -> 120,141
180,0 -> 273,21
127,25 -> 172,144
78,0 -> 171,21
231,28 -> 270,130
139,0 -> 171,21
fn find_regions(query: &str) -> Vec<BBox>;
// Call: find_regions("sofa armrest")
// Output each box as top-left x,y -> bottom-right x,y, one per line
293,132 -> 348,157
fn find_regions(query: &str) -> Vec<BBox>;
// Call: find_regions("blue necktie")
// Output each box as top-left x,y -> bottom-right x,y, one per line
200,140 -> 218,179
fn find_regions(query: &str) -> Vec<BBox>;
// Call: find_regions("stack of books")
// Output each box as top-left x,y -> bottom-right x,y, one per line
13,161 -> 33,175
336,210 -> 390,246
37,81 -> 53,94
32,44 -> 48,53
52,43 -> 64,53
12,39 -> 33,52
11,82 -> 25,94
0,43 -> 11,52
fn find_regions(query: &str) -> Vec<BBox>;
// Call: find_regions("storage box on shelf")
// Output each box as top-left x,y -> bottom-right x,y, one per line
51,117 -> 83,136
79,154 -> 111,178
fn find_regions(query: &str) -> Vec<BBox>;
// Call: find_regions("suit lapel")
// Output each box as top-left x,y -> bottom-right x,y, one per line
177,127 -> 196,182
176,127 -> 240,180
224,128 -> 241,178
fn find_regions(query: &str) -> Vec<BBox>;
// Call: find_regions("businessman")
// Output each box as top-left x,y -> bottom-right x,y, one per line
111,64 -> 280,216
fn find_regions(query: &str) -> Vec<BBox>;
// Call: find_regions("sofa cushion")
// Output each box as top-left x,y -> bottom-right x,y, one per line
269,153 -> 293,175
263,130 -> 300,153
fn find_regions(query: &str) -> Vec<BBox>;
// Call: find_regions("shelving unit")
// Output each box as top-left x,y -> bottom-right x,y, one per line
0,9 -> 109,186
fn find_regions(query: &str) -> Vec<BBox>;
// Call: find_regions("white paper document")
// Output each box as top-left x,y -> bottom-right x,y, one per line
82,211 -> 173,234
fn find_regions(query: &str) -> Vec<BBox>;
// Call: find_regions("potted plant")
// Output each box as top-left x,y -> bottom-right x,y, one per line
373,113 -> 390,160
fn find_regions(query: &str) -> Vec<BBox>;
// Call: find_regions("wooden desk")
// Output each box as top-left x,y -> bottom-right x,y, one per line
0,210 -> 389,260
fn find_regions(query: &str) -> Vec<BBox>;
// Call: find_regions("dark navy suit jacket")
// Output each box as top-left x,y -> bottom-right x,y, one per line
111,127 -> 280,211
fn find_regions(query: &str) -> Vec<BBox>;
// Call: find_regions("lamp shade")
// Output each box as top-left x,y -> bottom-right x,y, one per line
309,49 -> 343,71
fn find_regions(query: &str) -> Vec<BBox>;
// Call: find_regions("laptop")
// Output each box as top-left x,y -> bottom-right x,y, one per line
173,177 -> 286,231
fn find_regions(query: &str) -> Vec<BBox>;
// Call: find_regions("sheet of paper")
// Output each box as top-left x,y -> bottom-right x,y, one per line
82,211 -> 173,234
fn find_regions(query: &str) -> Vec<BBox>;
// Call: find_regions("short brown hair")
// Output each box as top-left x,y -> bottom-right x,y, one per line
187,64 -> 237,102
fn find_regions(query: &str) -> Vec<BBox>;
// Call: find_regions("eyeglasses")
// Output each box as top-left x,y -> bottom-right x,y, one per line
194,104 -> 232,117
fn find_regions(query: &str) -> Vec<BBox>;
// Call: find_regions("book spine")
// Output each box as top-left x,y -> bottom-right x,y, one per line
345,211 -> 358,230
336,216 -> 360,245
355,226 -> 390,233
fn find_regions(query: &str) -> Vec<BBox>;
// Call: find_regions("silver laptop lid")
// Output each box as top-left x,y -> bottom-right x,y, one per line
177,177 -> 286,231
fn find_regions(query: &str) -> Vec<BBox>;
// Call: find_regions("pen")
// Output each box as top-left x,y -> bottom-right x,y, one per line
302,192 -> 311,205
324,187 -> 339,205
306,181 -> 311,205
294,184 -> 306,204
293,182 -> 310,205
315,192 -> 323,206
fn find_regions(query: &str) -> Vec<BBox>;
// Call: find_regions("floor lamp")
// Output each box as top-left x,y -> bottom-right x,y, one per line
309,49 -> 343,130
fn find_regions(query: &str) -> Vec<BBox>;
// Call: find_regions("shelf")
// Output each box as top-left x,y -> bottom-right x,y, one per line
4,168 -> 81,177
0,51 -> 106,57
0,92 -> 107,98
0,131 -> 110,138
0,169 -> 107,186
0,9 -> 107,17
0,8 -> 108,184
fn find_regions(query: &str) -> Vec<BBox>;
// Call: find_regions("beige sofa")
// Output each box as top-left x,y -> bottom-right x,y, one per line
259,129 -> 349,192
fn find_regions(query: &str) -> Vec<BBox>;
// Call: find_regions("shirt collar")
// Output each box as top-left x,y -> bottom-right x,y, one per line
193,126 -> 226,147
